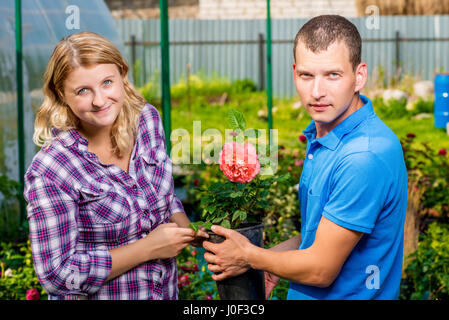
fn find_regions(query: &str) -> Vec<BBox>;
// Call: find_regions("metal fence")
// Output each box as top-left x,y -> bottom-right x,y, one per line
115,15 -> 449,98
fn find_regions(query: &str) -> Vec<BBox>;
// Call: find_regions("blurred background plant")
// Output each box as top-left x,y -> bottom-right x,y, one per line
0,241 -> 47,300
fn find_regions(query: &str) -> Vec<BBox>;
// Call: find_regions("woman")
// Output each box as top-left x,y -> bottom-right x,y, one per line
24,32 -> 206,300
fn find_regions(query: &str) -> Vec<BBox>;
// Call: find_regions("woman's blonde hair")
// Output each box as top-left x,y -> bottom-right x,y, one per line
34,31 -> 145,157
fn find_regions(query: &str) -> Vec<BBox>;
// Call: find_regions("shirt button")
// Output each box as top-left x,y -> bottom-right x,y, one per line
308,154 -> 314,160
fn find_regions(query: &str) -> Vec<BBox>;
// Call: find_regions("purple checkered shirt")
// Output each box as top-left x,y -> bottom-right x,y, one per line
24,104 -> 185,300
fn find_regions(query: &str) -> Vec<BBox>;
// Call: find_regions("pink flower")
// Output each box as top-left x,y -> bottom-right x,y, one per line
26,288 -> 40,300
178,274 -> 190,288
219,142 -> 260,183
299,135 -> 307,143
438,148 -> 447,156
295,160 -> 304,166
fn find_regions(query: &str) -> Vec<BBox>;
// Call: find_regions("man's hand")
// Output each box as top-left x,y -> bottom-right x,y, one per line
202,225 -> 253,281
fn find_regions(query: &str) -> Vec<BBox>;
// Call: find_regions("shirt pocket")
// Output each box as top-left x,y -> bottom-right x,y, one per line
305,190 -> 323,232
79,183 -> 132,225
77,214 -> 136,244
140,147 -> 173,197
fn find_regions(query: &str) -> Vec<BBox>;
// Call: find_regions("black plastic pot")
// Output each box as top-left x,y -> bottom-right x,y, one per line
207,222 -> 265,300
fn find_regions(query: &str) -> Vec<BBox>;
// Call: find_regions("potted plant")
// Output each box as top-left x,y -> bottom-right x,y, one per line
190,109 -> 290,300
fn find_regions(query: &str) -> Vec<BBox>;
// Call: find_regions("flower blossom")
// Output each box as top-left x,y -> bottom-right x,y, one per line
26,288 -> 40,300
219,142 -> 260,183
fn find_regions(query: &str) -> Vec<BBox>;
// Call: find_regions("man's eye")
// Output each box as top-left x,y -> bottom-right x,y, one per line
300,74 -> 312,79
329,73 -> 340,78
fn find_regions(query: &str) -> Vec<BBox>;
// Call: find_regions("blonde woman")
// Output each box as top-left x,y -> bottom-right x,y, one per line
24,32 -> 207,300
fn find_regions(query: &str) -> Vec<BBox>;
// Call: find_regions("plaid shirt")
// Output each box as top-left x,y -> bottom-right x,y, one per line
24,104 -> 185,300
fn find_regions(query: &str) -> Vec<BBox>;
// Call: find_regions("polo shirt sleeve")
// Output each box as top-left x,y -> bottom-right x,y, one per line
322,151 -> 390,234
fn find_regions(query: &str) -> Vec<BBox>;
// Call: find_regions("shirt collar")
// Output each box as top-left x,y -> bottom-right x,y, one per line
51,127 -> 89,150
302,95 -> 374,150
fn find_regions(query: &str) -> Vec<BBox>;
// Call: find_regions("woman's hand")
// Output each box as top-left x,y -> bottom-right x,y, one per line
190,226 -> 209,247
265,271 -> 280,299
144,223 -> 195,260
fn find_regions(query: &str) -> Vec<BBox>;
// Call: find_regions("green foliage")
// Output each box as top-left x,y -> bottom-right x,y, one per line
176,245 -> 218,300
408,98 -> 434,116
401,134 -> 449,219
139,71 -> 258,106
0,241 -> 47,300
0,175 -> 27,242
264,147 -> 303,246
401,222 -> 449,300
373,97 -> 408,119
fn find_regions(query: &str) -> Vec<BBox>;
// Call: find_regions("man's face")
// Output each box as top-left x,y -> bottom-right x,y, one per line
293,40 -> 366,134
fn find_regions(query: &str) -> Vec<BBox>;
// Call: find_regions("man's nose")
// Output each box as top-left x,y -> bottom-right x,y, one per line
311,77 -> 326,100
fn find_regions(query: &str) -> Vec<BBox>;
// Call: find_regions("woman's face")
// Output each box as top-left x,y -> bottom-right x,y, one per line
63,63 -> 125,134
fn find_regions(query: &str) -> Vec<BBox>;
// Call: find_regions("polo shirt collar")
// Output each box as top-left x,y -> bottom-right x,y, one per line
302,95 -> 374,150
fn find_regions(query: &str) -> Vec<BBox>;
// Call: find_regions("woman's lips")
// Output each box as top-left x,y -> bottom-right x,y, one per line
94,105 -> 111,113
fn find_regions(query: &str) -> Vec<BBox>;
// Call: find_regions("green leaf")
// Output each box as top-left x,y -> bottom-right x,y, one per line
189,221 -> 202,232
211,216 -> 222,223
202,222 -> 213,230
189,221 -> 213,231
221,220 -> 231,229
260,190 -> 269,198
200,196 -> 214,206
229,108 -> 246,131
230,191 -> 243,198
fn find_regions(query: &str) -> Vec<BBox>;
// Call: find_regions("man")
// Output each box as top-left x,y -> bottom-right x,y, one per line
203,15 -> 407,300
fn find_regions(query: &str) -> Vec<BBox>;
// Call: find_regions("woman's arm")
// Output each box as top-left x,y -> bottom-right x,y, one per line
107,223 -> 195,281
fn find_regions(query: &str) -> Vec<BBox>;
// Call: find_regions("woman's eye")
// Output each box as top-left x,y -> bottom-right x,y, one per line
104,79 -> 112,85
77,88 -> 87,95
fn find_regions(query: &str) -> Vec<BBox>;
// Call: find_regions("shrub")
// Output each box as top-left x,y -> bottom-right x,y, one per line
401,222 -> 449,300
401,134 -> 449,220
0,241 -> 47,300
373,97 -> 408,119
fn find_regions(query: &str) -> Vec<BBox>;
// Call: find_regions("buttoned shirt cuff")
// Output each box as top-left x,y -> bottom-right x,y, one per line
82,250 -> 112,295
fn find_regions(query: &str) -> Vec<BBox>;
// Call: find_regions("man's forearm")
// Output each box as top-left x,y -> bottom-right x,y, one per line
247,240 -> 328,287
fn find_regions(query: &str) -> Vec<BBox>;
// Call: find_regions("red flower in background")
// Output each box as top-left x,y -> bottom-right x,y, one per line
178,274 -> 190,288
26,288 -> 40,300
438,148 -> 447,156
406,133 -> 416,138
299,134 -> 307,143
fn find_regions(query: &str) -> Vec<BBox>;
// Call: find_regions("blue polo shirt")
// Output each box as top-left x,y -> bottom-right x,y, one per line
287,95 -> 407,300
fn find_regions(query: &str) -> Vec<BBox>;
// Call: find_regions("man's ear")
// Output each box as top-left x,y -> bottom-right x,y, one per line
354,62 -> 367,93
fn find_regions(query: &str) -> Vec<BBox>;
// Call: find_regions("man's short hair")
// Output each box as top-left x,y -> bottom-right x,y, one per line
293,15 -> 362,71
